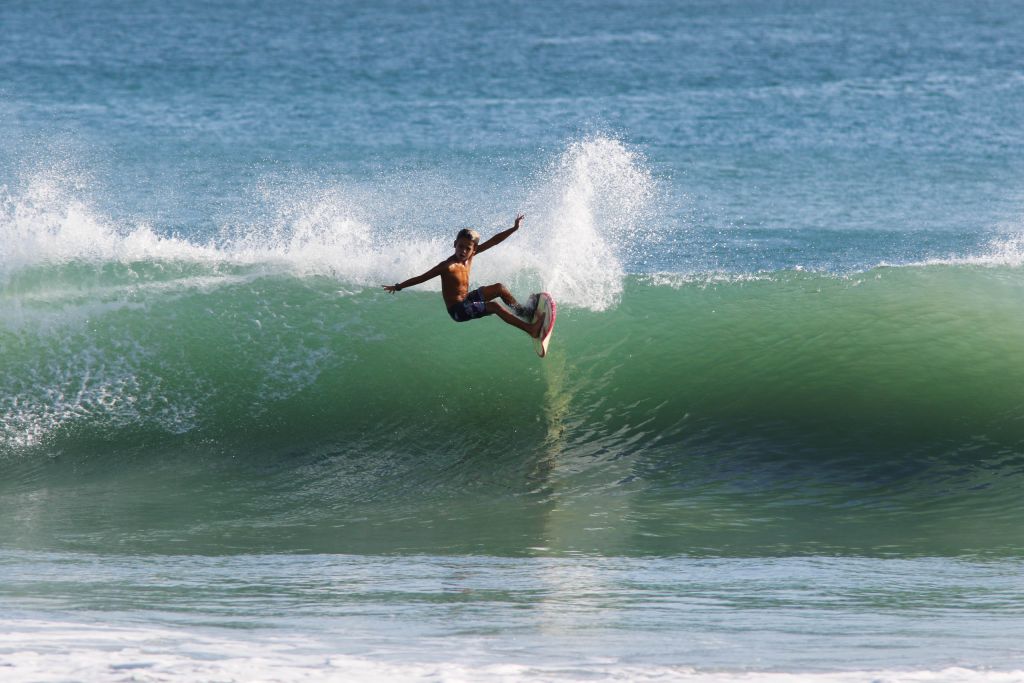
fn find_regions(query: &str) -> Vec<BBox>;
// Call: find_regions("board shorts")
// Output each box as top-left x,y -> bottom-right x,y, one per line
447,288 -> 492,323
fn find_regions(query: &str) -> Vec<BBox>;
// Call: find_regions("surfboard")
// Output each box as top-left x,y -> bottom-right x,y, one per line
531,292 -> 556,358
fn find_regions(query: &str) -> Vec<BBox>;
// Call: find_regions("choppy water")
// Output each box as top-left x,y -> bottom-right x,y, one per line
3,0 -> 1024,680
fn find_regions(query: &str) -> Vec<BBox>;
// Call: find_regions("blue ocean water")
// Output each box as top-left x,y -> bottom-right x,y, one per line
3,0 -> 1024,680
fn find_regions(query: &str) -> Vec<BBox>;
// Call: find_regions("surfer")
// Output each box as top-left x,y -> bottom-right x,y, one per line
382,214 -> 545,338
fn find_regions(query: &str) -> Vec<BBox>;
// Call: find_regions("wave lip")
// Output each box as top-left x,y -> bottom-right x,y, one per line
2,136 -> 661,314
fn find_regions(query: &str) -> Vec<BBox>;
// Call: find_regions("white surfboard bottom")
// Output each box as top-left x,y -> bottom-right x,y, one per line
531,292 -> 556,358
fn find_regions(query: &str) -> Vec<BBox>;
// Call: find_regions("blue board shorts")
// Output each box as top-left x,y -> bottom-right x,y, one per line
447,288 -> 492,322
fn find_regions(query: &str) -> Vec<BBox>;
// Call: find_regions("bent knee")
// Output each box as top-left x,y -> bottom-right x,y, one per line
482,283 -> 509,298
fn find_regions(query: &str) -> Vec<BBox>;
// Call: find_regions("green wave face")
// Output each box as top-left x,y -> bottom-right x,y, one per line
2,261 -> 1023,556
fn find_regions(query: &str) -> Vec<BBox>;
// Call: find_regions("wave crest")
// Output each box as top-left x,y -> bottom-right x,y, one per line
2,137 -> 661,314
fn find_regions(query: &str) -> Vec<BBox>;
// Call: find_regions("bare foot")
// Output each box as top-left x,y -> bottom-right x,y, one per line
529,312 -> 545,338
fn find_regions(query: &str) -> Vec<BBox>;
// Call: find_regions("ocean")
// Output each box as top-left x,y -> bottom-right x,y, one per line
2,0 -> 1024,680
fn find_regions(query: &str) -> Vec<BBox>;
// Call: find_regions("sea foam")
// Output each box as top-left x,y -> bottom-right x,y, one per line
1,618 -> 1020,683
1,137 -> 659,313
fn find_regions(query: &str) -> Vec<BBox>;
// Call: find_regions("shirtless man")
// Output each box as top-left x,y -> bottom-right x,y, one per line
382,214 -> 544,338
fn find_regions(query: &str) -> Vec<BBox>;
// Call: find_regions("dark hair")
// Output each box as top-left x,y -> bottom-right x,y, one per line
456,228 -> 480,245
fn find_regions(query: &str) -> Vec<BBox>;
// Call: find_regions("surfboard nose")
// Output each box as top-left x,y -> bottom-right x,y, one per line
531,292 -> 557,358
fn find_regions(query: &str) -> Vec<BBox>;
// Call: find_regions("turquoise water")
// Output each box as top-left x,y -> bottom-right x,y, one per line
3,0 -> 1024,680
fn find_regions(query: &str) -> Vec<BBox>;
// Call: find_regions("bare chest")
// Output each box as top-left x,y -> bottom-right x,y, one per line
445,260 -> 471,284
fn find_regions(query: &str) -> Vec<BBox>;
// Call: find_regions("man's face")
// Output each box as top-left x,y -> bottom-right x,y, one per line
454,237 -> 476,262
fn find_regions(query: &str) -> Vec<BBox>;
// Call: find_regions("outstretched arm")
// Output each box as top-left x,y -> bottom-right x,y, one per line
382,262 -> 446,293
476,214 -> 524,255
